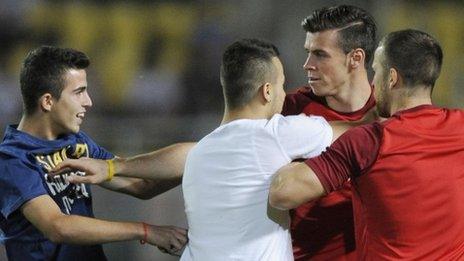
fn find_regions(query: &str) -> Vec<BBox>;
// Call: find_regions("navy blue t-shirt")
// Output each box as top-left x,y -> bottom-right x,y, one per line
0,125 -> 113,261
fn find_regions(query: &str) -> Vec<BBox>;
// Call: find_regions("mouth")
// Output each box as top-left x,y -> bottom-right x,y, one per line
308,76 -> 320,82
76,112 -> 85,121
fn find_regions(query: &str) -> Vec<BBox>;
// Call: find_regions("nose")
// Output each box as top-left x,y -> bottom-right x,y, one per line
303,54 -> 316,71
83,92 -> 93,108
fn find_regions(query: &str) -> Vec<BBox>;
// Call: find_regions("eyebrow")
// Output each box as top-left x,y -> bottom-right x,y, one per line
311,49 -> 330,56
73,86 -> 87,93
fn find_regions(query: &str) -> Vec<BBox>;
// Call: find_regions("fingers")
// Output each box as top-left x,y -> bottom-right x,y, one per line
49,159 -> 85,176
157,246 -> 168,254
169,238 -> 184,252
47,158 -> 109,184
148,225 -> 188,256
168,227 -> 188,255
173,227 -> 188,245
174,227 -> 188,236
66,175 -> 98,184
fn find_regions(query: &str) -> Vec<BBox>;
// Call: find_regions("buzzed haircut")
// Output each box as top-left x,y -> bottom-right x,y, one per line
302,5 -> 377,67
20,46 -> 90,115
380,29 -> 443,88
220,39 -> 280,110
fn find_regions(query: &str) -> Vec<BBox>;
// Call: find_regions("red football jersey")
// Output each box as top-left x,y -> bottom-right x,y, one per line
283,87 -> 375,260
307,105 -> 464,260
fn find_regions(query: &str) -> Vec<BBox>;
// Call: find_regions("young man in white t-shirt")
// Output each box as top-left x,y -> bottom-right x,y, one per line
52,39 -> 368,260
181,39 -> 358,261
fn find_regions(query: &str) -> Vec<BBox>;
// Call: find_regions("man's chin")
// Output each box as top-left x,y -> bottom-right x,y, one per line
309,84 -> 326,96
70,125 -> 80,134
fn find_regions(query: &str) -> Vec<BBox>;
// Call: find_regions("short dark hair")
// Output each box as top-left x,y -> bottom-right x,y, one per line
302,5 -> 376,67
220,39 -> 280,109
20,46 -> 90,115
380,29 -> 443,88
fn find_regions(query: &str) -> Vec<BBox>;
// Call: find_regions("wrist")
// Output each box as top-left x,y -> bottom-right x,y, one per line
112,157 -> 126,177
106,159 -> 115,181
139,222 -> 148,244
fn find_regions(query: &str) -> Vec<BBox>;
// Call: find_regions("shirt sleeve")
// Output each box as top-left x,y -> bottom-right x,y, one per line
273,114 -> 333,160
305,123 -> 383,193
0,157 -> 47,219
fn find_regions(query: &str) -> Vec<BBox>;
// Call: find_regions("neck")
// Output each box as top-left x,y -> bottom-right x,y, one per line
325,70 -> 372,112
390,86 -> 432,115
18,114 -> 57,140
221,103 -> 270,125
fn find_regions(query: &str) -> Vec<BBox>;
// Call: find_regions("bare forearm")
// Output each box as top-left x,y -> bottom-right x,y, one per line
101,176 -> 180,199
49,215 -> 143,244
52,143 -> 195,198
115,142 -> 195,180
329,108 -> 379,142
99,142 -> 194,198
329,121 -> 361,142
22,195 -> 187,252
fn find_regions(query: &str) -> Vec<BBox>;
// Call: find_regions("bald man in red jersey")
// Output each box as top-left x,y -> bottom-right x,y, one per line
283,5 -> 376,260
271,29 -> 464,260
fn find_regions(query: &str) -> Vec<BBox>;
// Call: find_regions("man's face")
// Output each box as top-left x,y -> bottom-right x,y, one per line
49,69 -> 92,135
270,57 -> 286,114
303,30 -> 351,97
372,46 -> 391,118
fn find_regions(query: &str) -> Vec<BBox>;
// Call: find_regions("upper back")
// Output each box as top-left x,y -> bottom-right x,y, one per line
182,114 -> 331,260
182,117 -> 291,260
358,105 -> 464,259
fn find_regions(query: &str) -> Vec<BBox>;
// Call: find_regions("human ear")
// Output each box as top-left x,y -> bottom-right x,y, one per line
262,83 -> 272,103
388,68 -> 399,89
39,93 -> 54,112
349,48 -> 365,69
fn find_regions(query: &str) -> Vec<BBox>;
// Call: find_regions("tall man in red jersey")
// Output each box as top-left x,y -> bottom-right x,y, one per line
270,29 -> 464,260
283,5 -> 376,260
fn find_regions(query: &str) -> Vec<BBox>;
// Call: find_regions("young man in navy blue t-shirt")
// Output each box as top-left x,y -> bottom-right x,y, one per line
0,46 -> 188,260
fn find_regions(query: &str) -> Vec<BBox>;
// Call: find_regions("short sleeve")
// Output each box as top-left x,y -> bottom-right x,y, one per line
272,114 -> 333,160
0,157 -> 47,219
305,123 -> 383,193
79,132 -> 114,160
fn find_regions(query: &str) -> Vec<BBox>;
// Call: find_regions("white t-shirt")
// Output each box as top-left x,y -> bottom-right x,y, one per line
181,114 -> 333,261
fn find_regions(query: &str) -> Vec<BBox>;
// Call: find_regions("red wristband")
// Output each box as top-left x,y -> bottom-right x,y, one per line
140,222 -> 148,244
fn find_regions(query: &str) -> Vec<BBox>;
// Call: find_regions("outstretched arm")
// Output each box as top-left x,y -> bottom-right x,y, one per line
50,142 -> 195,198
269,123 -> 380,210
329,107 -> 379,142
21,195 -> 187,255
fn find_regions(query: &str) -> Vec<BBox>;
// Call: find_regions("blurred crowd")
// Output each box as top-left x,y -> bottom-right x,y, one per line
0,0 -> 463,150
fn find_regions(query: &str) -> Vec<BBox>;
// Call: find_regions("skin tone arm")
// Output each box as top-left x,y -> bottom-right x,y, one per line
50,142 -> 195,197
21,194 -> 187,255
268,162 -> 326,210
329,107 -> 379,142
51,108 -> 376,188
269,108 -> 378,210
52,114 -> 372,199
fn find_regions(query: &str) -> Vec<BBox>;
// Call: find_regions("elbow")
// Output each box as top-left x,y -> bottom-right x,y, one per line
269,187 -> 322,210
45,217 -> 72,243
46,222 -> 66,243
48,232 -> 64,244
269,163 -> 326,210
269,187 -> 298,210
268,175 -> 297,210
